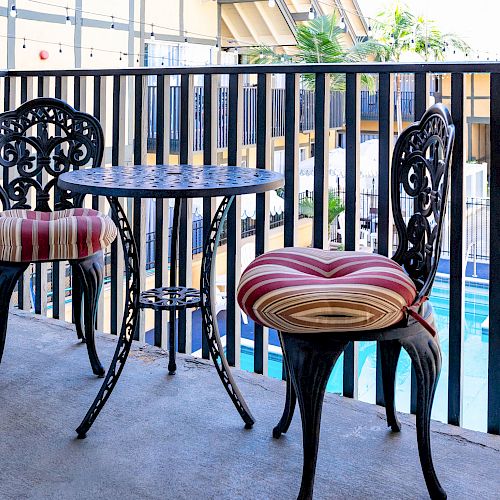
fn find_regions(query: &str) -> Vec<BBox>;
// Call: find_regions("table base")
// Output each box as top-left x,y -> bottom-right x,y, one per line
76,195 -> 255,438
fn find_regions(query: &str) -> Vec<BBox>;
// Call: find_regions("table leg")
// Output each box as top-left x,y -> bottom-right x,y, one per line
76,196 -> 140,438
200,196 -> 255,428
167,198 -> 181,374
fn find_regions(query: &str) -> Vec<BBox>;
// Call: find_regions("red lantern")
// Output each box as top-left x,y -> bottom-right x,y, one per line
39,50 -> 49,60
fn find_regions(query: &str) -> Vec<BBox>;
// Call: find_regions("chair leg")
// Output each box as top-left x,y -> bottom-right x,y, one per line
71,269 -> 85,342
0,262 -> 29,364
72,252 -> 105,377
281,332 -> 348,500
379,339 -> 402,432
400,330 -> 446,500
273,332 -> 297,439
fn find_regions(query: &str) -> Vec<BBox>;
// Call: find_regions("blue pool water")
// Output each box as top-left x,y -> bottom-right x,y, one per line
238,275 -> 490,432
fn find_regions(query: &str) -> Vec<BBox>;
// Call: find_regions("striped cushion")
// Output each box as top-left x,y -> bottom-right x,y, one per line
0,208 -> 117,262
237,248 -> 417,333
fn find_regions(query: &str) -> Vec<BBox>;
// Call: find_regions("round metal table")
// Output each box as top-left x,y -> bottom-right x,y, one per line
59,164 -> 283,438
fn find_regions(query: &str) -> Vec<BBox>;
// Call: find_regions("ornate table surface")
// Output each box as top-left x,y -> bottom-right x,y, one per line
59,164 -> 283,198
58,164 -> 284,439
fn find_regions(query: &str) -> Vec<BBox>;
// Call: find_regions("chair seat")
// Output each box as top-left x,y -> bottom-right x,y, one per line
237,248 -> 417,333
0,208 -> 117,262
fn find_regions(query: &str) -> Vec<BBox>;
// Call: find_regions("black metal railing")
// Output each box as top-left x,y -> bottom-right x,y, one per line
147,85 -> 416,153
1,61 -> 498,435
147,85 -> 349,152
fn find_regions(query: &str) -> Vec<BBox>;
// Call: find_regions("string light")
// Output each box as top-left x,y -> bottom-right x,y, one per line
161,57 -> 164,66
110,16 -> 115,29
65,7 -> 71,25
9,5 -> 17,18
22,37 -> 26,49
119,51 -> 122,61
59,42 -> 62,53
308,6 -> 315,20
150,23 -> 155,41
90,47 -> 93,57
339,17 -> 345,30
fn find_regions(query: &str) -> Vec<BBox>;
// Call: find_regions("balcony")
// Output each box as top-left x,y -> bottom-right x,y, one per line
1,310 -> 499,499
0,61 -> 499,497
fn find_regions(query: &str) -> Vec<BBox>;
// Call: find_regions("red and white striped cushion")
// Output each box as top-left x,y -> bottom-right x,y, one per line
237,248 -> 417,333
0,208 -> 117,262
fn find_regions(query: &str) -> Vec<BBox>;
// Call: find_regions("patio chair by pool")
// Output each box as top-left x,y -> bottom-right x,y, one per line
238,104 -> 455,499
0,98 -> 116,376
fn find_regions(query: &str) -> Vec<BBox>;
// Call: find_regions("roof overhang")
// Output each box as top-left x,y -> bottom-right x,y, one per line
219,0 -> 297,50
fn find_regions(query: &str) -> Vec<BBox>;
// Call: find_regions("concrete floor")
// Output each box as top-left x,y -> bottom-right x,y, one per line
1,310 -> 499,500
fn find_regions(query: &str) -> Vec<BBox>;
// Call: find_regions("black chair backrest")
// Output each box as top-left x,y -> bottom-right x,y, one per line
391,103 -> 455,302
0,97 -> 104,212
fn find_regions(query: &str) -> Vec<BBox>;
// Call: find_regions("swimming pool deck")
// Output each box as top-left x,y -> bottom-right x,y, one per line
1,310 -> 499,500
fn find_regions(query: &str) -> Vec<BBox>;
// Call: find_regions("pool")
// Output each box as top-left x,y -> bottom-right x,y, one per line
238,274 -> 490,432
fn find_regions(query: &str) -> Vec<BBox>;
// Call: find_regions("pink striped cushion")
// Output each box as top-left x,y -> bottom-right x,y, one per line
0,208 -> 117,262
237,248 -> 417,333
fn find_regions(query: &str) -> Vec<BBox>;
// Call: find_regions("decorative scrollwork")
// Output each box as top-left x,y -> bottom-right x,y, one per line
76,196 -> 139,438
139,286 -> 200,311
0,98 -> 103,211
200,195 -> 255,428
392,104 -> 455,299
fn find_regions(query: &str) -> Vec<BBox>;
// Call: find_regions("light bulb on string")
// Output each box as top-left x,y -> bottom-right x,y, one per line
268,0 -> 275,7
161,57 -> 164,66
150,24 -> 155,41
10,5 -> 17,18
308,7 -> 315,20
90,47 -> 93,58
59,42 -> 62,53
65,8 -> 71,25
339,17 -> 346,30
110,16 -> 115,29
22,38 -> 26,49
119,51 -> 122,61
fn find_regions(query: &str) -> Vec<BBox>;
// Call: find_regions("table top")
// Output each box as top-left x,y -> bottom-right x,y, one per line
58,164 -> 284,198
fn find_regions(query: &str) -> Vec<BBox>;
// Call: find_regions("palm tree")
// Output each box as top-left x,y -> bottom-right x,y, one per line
249,13 -> 377,90
371,1 -> 470,133
299,190 -> 345,240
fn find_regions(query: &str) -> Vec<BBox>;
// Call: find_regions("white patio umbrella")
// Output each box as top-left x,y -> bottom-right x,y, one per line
191,190 -> 284,219
298,139 -> 380,193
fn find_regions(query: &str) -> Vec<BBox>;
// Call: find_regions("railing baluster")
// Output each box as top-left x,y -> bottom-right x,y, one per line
375,72 -> 395,406
313,73 -> 330,249
226,72 -> 243,368
34,77 -> 49,317
202,73 -> 218,360
488,72 -> 500,435
410,71 -> 430,414
110,75 -> 125,336
154,74 -> 170,349
51,76 -> 65,322
226,74 -> 243,367
254,73 -> 272,375
448,73 -> 466,427
284,73 -> 300,248
343,72 -> 361,399
0,77 -> 7,112
178,73 -> 194,355
133,74 -> 148,342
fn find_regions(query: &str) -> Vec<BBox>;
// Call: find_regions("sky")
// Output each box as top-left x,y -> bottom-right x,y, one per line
357,0 -> 499,59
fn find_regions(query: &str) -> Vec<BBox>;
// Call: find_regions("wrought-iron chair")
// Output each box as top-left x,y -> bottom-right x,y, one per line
0,98 -> 116,376
238,103 -> 454,499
